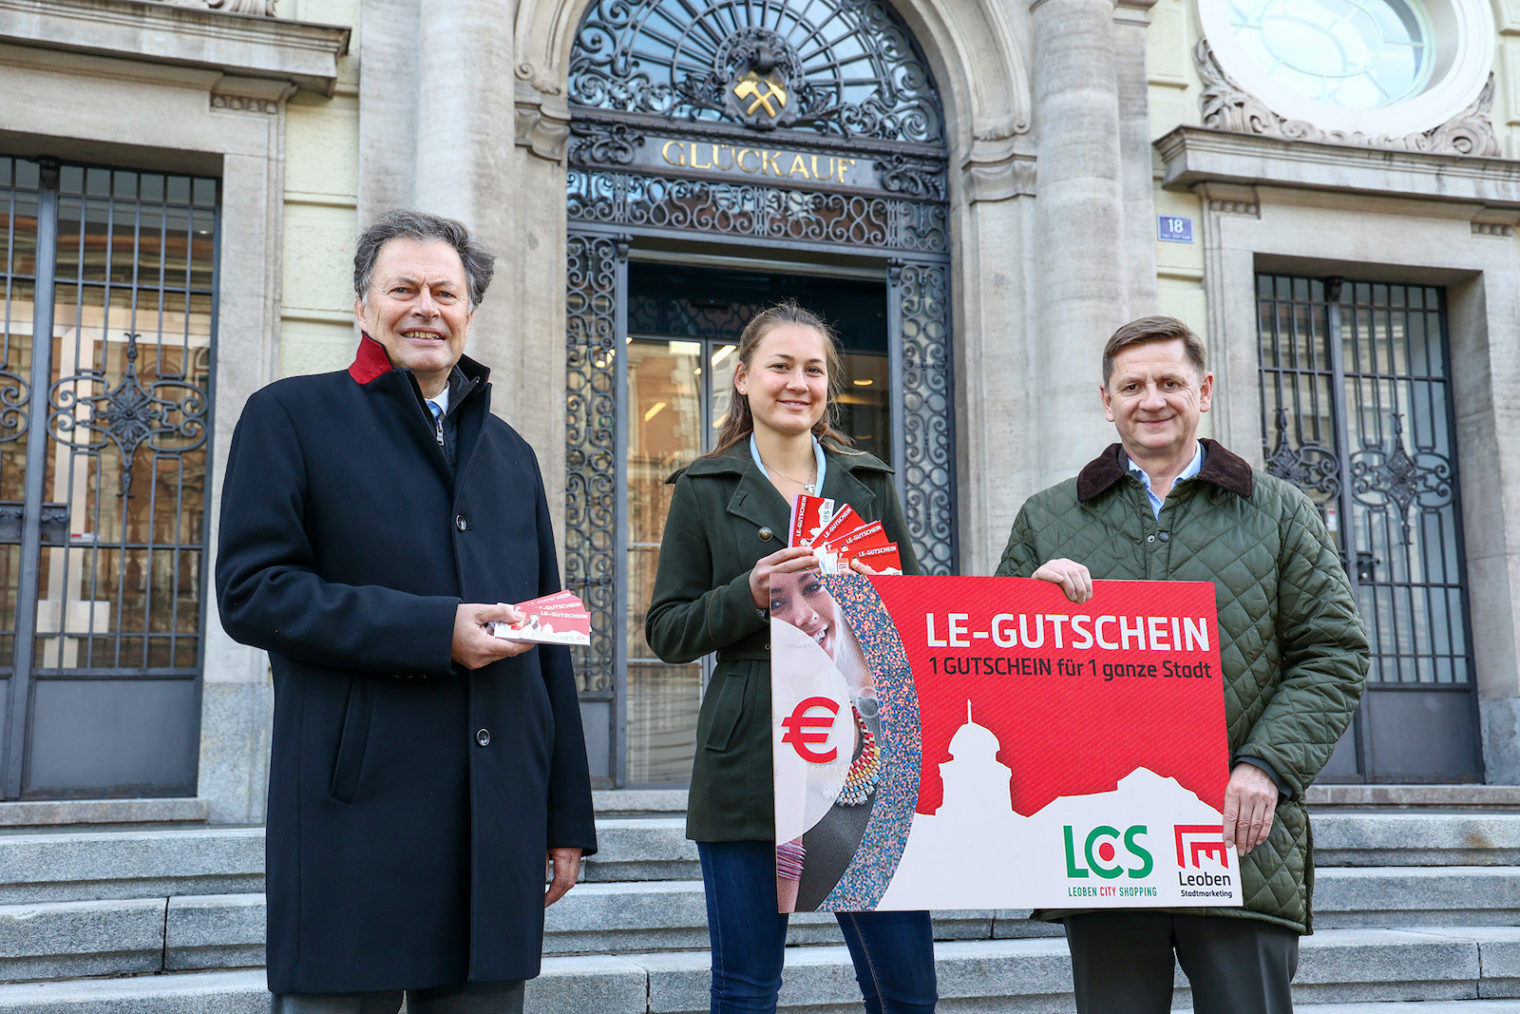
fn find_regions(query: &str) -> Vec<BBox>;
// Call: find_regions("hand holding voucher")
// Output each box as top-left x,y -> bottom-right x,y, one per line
453,602 -> 533,667
750,545 -> 818,610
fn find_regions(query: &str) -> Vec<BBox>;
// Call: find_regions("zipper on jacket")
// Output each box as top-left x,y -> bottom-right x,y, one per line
433,412 -> 444,448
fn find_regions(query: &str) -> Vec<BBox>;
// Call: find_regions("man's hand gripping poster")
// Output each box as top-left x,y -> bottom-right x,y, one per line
771,574 -> 1244,913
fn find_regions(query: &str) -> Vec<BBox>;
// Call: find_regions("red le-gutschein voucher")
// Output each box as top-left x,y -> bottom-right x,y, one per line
771,574 -> 1241,913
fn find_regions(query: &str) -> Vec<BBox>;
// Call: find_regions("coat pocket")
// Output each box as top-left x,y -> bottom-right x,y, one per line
329,678 -> 373,804
703,669 -> 748,752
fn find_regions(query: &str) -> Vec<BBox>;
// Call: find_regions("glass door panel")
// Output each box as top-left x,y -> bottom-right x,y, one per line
838,350 -> 889,461
625,338 -> 705,784
622,263 -> 889,786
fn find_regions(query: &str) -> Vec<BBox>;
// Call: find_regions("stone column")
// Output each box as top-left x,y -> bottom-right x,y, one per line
1027,0 -> 1130,486
404,0 -> 562,459
1114,0 -> 1159,316
356,0 -> 419,226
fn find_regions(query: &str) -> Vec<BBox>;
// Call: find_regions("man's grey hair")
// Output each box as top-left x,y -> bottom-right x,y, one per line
354,210 -> 496,309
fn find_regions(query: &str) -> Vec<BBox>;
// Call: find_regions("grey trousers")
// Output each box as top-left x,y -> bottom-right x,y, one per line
270,979 -> 525,1014
1064,912 -> 1298,1014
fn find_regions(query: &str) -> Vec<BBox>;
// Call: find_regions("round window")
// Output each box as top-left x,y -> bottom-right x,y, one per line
1200,0 -> 1494,135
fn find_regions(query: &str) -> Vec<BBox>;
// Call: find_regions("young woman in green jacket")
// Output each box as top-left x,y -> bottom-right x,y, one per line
645,302 -> 937,1013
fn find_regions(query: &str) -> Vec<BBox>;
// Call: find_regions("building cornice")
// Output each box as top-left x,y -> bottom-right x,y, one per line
1156,126 -> 1520,209
0,0 -> 349,96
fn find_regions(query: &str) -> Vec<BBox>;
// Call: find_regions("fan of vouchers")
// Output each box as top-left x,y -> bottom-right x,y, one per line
788,494 -> 902,574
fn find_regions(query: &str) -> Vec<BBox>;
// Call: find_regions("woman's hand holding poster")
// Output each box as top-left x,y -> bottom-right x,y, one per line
770,573 -> 1244,913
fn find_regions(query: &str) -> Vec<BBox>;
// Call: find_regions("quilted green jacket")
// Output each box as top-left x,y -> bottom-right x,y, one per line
995,439 -> 1368,933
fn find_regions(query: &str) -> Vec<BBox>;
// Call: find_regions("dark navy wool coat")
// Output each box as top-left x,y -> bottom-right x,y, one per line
215,336 -> 597,994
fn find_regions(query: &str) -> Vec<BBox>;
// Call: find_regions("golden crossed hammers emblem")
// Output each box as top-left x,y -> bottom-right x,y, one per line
733,71 -> 788,118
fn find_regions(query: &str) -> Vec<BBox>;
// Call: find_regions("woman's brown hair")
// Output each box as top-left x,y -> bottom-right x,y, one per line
707,300 -> 856,458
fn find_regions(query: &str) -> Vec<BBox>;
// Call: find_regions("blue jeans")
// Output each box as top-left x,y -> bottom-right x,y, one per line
697,840 -> 938,1014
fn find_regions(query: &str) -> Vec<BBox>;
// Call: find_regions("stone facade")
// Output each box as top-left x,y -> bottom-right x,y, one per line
0,0 -> 1516,820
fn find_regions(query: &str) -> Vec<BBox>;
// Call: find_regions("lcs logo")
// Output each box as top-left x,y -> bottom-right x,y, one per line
1064,824 -> 1154,879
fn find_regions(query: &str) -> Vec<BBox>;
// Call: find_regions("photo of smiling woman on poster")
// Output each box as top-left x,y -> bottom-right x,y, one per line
770,568 -> 883,912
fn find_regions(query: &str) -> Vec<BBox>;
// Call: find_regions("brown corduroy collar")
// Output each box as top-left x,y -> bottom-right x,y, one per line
1075,438 -> 1254,502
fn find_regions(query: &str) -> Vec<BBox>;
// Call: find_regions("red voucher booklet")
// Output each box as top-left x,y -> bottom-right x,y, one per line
489,590 -> 591,646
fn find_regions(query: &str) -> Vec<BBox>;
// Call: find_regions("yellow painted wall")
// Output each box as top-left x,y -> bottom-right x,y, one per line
1143,0 -> 1520,341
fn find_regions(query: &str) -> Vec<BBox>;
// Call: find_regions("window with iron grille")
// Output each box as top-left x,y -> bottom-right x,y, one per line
1256,273 -> 1481,781
0,156 -> 217,799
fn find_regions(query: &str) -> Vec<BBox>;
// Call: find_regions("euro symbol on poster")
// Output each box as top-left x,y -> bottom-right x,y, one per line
772,618 -> 855,843
783,697 -> 841,763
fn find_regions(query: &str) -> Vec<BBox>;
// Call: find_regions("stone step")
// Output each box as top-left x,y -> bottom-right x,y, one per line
0,827 -> 262,905
0,885 -> 1055,984
542,880 -> 1060,955
0,893 -> 265,983
2,811 -> 1515,908
16,861 -> 1513,982
1313,866 -> 1520,927
1223,1006 -> 1520,1014
2,930 -> 1507,1009
580,816 -> 698,883
0,926 -> 1514,1009
1313,813 -> 1520,867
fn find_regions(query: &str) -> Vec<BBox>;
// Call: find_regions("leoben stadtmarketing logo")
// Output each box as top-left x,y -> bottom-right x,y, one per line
1173,823 -> 1235,897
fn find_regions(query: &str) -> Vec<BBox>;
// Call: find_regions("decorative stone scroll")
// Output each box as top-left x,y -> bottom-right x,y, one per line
1195,40 -> 1500,158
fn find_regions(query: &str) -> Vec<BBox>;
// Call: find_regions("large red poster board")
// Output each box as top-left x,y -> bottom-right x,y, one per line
771,574 -> 1242,912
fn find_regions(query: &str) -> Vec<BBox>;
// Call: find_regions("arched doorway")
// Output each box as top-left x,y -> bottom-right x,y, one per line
562,0 -> 956,786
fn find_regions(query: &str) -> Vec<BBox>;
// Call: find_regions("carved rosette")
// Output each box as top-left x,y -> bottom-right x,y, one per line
1194,39 -> 1500,158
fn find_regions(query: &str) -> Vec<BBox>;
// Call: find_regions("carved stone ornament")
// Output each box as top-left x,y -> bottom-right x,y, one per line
568,121 -> 645,167
211,93 -> 279,114
1195,39 -> 1500,158
156,0 -> 278,14
873,154 -> 948,201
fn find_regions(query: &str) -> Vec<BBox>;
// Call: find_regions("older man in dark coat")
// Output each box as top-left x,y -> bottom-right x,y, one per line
215,210 -> 597,1013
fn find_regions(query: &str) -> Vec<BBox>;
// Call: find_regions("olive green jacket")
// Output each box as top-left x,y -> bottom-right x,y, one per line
646,442 -> 920,842
996,439 -> 1369,933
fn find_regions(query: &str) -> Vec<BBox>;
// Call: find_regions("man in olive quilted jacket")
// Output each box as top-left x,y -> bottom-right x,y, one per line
996,315 -> 1368,1014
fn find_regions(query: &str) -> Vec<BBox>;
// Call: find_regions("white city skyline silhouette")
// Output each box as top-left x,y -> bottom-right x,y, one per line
875,703 -> 1238,911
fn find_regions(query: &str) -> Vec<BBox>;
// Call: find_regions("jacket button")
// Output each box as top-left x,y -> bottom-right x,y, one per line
475,728 -> 491,747
1158,531 -> 1170,542
456,514 -> 469,532
758,527 -> 774,541
1146,534 -> 1156,543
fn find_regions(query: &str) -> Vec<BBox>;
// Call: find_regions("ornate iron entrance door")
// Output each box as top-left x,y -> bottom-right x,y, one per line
0,158 -> 217,799
1257,274 -> 1481,782
565,0 -> 955,785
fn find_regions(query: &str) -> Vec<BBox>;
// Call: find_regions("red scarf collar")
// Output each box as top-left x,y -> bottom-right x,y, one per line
347,332 -> 394,385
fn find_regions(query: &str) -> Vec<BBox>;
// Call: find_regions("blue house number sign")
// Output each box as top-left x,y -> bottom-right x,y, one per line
1158,215 -> 1194,243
